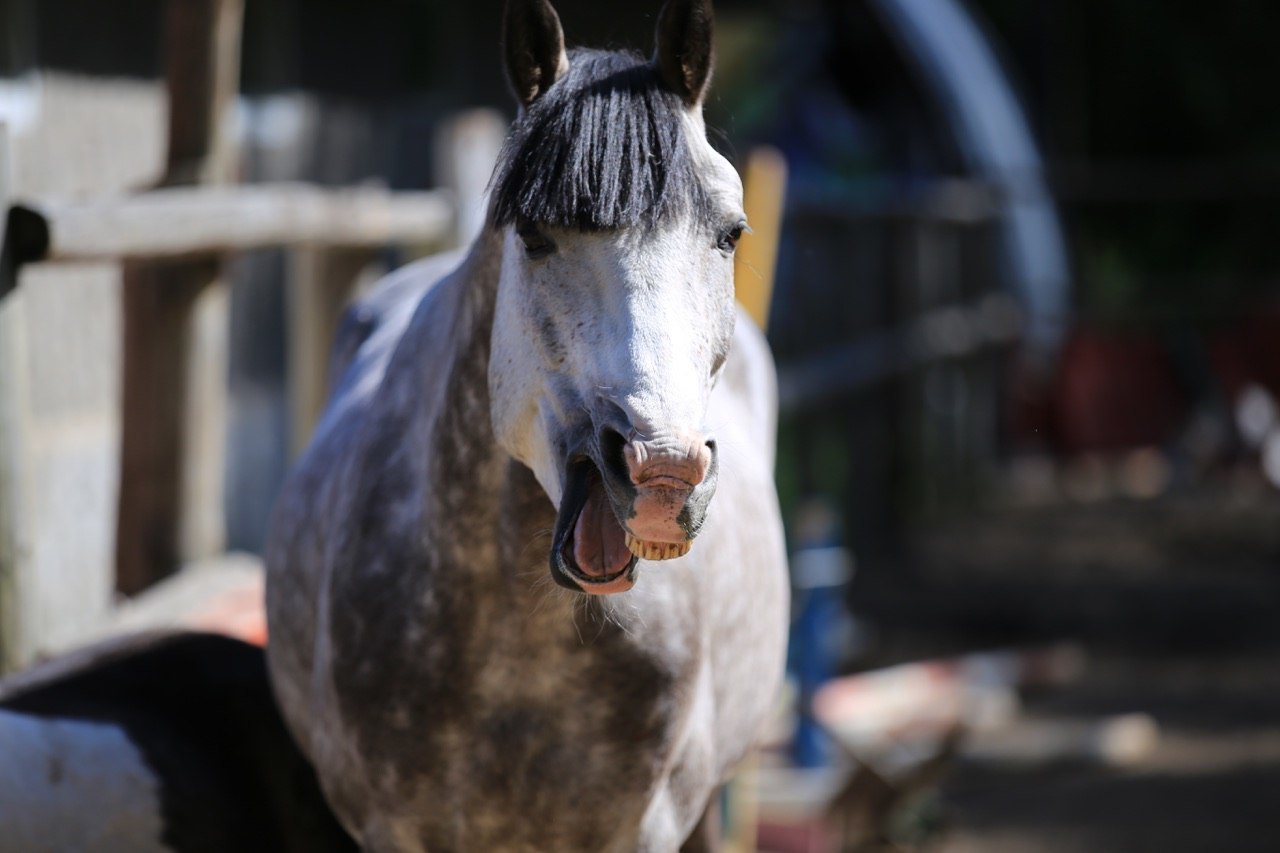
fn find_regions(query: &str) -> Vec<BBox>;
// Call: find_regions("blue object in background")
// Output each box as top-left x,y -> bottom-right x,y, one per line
788,499 -> 857,768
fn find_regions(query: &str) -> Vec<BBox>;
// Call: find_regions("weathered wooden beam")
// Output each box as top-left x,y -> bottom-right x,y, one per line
10,185 -> 453,264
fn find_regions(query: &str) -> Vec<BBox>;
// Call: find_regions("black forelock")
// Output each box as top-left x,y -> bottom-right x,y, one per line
491,49 -> 712,232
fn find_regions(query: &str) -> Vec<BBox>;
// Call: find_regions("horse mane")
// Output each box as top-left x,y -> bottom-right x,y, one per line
491,49 -> 713,232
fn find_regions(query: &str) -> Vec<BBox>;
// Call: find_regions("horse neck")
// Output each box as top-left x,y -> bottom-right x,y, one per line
383,227 -> 553,576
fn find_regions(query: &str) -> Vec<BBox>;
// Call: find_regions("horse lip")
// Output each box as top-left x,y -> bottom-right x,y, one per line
634,474 -> 697,490
621,451 -> 719,544
549,457 -> 639,594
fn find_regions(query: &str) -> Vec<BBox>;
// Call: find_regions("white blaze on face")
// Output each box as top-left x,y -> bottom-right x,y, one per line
0,709 -> 169,852
488,113 -> 746,510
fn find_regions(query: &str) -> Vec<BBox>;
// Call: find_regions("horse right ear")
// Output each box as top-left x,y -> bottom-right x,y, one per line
653,0 -> 714,108
503,0 -> 569,109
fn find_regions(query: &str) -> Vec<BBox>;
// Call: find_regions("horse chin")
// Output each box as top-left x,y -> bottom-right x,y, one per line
550,458 -> 640,595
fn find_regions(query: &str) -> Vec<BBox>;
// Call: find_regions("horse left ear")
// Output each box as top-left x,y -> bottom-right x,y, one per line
653,0 -> 714,108
503,0 -> 570,109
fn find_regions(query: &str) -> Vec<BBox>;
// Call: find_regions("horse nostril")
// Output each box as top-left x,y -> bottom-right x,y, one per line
703,437 -> 717,465
599,427 -> 629,483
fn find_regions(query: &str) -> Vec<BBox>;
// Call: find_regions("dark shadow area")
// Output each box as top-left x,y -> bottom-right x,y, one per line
945,761 -> 1280,853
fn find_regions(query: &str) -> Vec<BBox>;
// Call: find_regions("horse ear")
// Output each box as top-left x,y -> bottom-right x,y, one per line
653,0 -> 714,108
503,0 -> 569,109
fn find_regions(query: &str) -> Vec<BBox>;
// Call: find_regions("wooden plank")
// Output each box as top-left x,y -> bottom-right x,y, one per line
15,185 -> 453,263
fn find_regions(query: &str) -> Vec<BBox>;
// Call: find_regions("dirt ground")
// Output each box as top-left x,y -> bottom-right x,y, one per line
862,491 -> 1280,852
936,644 -> 1280,852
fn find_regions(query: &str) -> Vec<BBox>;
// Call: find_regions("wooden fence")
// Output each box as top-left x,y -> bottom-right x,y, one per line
0,0 -> 504,671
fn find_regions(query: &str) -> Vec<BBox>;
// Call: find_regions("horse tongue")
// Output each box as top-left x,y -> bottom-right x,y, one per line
573,475 -> 631,578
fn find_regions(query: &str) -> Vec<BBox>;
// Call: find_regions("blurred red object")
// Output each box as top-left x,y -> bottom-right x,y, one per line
1208,303 -> 1280,403
1050,328 -> 1186,453
188,580 -> 268,647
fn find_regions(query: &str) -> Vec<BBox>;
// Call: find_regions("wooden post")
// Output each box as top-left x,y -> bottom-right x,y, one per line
434,109 -> 508,246
115,0 -> 242,594
160,0 -> 243,188
0,119 -> 29,670
286,247 -> 375,455
735,146 -> 788,331
0,121 -> 12,299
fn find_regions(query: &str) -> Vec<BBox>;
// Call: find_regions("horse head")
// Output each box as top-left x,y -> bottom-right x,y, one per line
488,0 -> 745,595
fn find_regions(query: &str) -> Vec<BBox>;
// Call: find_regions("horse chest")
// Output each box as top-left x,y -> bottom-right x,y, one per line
328,591 -> 695,851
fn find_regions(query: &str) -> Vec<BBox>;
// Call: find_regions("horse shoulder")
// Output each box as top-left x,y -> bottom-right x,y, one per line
325,249 -> 467,418
266,251 -> 471,791
269,250 -> 465,620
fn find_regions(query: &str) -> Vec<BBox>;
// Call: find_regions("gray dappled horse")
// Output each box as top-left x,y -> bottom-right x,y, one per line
265,1 -> 788,849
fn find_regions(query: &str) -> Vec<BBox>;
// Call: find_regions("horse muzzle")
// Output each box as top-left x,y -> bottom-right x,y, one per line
549,427 -> 719,595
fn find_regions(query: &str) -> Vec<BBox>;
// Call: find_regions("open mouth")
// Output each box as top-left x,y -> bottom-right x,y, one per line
550,455 -> 701,595
551,459 -> 639,594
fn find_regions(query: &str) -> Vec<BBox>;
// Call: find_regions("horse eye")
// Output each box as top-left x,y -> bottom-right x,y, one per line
516,219 -> 555,259
717,220 -> 748,253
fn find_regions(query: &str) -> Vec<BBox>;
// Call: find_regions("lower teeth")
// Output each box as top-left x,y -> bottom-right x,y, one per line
625,534 -> 692,561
